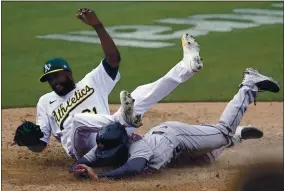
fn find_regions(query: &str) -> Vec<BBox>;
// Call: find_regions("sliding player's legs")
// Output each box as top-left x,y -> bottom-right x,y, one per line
149,68 -> 279,164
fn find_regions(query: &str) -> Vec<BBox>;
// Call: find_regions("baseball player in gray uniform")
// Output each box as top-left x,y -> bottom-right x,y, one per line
70,67 -> 280,180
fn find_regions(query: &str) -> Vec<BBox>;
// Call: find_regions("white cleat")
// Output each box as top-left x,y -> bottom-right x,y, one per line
181,33 -> 203,73
231,125 -> 263,145
240,68 -> 280,93
120,90 -> 143,128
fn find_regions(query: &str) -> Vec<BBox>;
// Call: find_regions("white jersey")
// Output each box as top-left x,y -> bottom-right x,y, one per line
36,60 -> 120,154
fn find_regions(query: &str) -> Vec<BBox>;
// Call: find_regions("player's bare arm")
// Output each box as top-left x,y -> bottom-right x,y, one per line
73,158 -> 148,180
76,8 -> 121,68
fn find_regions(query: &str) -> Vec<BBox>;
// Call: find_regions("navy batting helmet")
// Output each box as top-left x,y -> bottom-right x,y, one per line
95,123 -> 130,166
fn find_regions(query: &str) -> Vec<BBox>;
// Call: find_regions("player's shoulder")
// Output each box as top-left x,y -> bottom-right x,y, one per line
81,58 -> 117,79
79,64 -> 102,84
85,59 -> 104,75
128,138 -> 153,161
129,138 -> 149,150
37,91 -> 58,105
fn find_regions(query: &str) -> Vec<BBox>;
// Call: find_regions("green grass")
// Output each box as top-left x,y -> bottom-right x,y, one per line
2,2 -> 283,108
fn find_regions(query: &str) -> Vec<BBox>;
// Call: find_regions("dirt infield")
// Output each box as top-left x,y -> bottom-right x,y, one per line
2,103 -> 283,191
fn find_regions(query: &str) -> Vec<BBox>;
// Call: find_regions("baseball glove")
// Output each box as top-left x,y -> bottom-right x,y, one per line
14,120 -> 44,146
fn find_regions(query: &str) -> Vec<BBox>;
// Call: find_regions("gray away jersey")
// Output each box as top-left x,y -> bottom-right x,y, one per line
128,121 -> 226,170
128,122 -> 184,170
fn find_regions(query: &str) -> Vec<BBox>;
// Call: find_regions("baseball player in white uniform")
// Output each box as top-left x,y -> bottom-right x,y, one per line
25,8 -> 204,160
70,68 -> 280,180
66,31 -> 202,160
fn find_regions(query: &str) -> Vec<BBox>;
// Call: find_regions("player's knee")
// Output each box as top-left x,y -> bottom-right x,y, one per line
71,113 -> 85,126
216,122 -> 231,134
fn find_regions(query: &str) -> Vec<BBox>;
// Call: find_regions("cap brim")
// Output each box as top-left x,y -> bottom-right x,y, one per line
95,144 -> 122,159
39,69 -> 64,82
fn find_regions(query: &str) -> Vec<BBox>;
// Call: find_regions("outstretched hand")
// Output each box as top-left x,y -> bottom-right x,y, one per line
74,164 -> 99,180
76,8 -> 101,26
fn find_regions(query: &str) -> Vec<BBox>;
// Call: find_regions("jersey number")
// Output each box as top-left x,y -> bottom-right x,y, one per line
59,106 -> 97,130
81,106 -> 97,114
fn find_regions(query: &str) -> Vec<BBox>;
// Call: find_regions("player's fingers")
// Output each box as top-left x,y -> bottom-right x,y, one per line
80,8 -> 94,15
76,13 -> 83,19
76,13 -> 87,22
76,164 -> 88,169
75,165 -> 84,170
76,10 -> 90,19
82,8 -> 90,13
77,8 -> 83,14
77,8 -> 87,12
74,166 -> 85,171
73,170 -> 84,175
77,8 -> 89,16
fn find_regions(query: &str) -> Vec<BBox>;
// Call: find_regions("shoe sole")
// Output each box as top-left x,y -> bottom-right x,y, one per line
120,91 -> 134,116
241,127 -> 263,139
191,57 -> 203,72
181,33 -> 203,73
245,69 -> 280,93
133,114 -> 143,128
256,80 -> 280,93
120,91 -> 143,128
181,33 -> 199,48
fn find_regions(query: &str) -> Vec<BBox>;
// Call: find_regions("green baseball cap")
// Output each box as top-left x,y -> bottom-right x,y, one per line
40,58 -> 72,82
